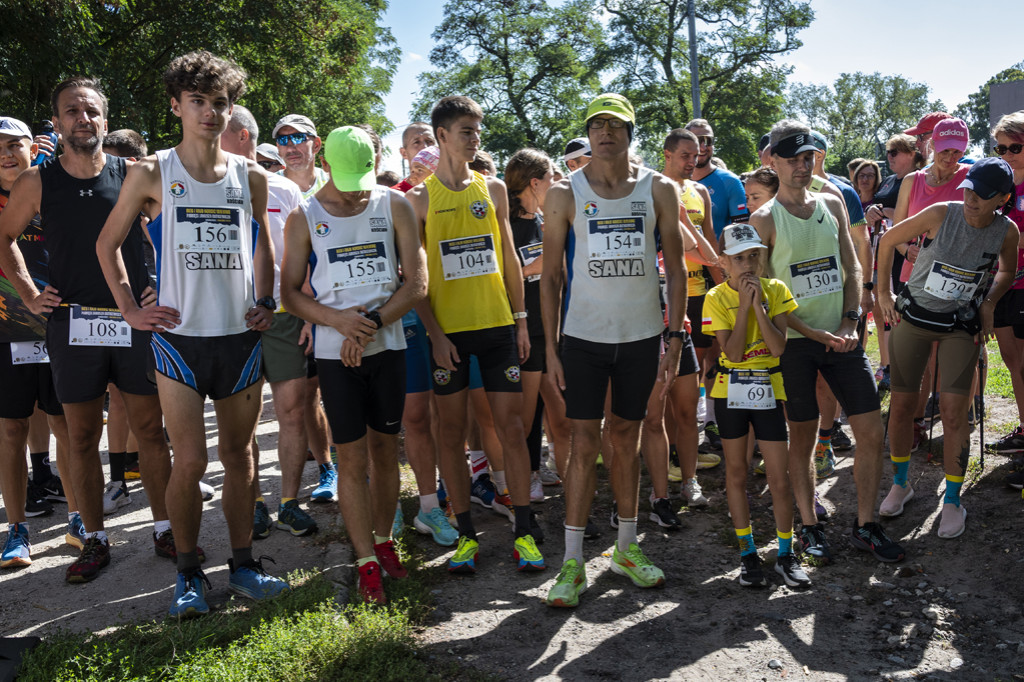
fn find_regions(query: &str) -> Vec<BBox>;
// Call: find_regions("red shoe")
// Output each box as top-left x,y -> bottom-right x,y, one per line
66,536 -> 111,583
373,540 -> 408,579
153,529 -> 206,563
357,561 -> 386,604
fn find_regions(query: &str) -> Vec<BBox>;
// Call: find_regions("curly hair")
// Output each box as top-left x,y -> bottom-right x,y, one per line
163,51 -> 247,103
505,148 -> 553,219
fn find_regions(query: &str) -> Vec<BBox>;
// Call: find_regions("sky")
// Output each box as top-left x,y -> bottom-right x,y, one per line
378,0 -> 1021,173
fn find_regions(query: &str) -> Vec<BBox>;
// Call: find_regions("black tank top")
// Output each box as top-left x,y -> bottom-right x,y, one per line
38,154 -> 149,307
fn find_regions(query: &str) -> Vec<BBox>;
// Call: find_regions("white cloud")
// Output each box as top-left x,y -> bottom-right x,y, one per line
407,52 -> 423,62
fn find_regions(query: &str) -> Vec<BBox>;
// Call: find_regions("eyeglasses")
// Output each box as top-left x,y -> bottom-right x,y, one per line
275,132 -> 312,146
696,135 -> 714,147
587,118 -> 629,129
915,132 -> 932,142
994,143 -> 1024,156
257,160 -> 277,170
886,149 -> 905,158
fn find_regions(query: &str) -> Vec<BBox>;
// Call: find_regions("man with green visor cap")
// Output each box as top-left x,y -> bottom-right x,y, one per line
541,93 -> 687,607
279,126 -> 427,604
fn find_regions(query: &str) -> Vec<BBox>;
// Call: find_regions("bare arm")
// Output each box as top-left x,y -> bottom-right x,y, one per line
377,192 -> 428,326
488,175 -> 529,362
0,169 -> 57,313
980,220 -> 1020,342
654,175 -> 687,395
540,180 -> 573,391
696,185 -> 724,283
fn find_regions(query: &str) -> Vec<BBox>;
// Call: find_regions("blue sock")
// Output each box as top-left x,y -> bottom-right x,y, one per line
892,455 -> 911,487
735,526 -> 756,556
777,529 -> 793,557
943,475 -> 964,507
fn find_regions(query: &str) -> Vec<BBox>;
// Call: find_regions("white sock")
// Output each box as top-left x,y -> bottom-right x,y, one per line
705,399 -> 716,425
419,493 -> 439,514
492,470 -> 507,493
468,450 -> 488,480
563,524 -> 585,564
86,530 -> 108,544
617,517 -> 638,551
153,519 -> 171,535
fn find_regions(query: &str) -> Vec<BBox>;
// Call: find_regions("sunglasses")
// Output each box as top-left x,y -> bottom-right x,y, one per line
257,160 -> 277,170
696,135 -> 714,147
886,149 -> 902,157
994,143 -> 1024,156
916,132 -> 932,141
275,132 -> 312,146
587,118 -> 629,129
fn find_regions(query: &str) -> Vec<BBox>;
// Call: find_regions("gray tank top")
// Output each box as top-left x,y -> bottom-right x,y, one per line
907,203 -> 1011,313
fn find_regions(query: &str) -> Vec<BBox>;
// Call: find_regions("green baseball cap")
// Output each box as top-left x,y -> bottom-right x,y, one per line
585,93 -> 635,124
323,126 -> 376,192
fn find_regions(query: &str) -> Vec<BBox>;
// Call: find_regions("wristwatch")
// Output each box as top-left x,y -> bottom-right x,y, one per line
364,310 -> 383,329
844,310 -> 860,321
862,282 -> 874,291
666,330 -> 687,341
512,311 -> 528,320
255,296 -> 276,311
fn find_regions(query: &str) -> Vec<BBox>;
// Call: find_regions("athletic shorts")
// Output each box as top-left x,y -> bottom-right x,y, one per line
779,337 -> 880,423
993,289 -> 1024,338
521,334 -> 546,373
404,319 -> 432,393
318,350 -> 406,444
430,326 -> 521,396
561,334 -> 660,421
307,356 -> 318,379
714,397 -> 787,441
676,332 -> 700,376
151,330 -> 262,401
47,308 -> 156,403
0,343 -> 63,418
687,295 -> 713,348
261,312 -> 307,383
888,320 -> 979,396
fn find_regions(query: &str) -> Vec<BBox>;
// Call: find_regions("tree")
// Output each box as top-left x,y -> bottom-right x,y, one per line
600,0 -> 814,171
412,0 -> 607,166
955,62 -> 1024,154
787,72 -> 933,176
0,1 -> 399,151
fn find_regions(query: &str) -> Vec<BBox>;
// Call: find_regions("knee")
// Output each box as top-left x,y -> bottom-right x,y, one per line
1,418 -> 29,443
172,455 -> 207,481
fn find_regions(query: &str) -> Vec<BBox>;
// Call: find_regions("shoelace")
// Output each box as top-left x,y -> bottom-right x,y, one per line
80,537 -> 106,560
624,547 -> 653,567
182,569 -> 212,594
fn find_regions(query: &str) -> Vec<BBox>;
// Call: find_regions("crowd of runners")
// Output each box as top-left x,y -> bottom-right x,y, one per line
2,50 -> 1023,616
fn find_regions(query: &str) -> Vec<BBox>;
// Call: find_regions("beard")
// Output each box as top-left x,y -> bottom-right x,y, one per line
66,132 -> 102,153
695,155 -> 711,168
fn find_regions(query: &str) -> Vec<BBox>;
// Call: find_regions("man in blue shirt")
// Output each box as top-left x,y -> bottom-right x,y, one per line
685,119 -> 749,237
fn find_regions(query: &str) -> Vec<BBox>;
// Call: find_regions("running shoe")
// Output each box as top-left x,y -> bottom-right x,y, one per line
39,475 -> 67,503
436,478 -> 448,508
697,452 -> 722,469
66,536 -> 110,583
912,419 -> 928,451
513,534 -> 545,571
649,497 -> 681,530
391,505 -> 404,540
538,463 -> 561,486
798,523 -> 831,562
311,463 -> 337,503
1,524 -> 31,568
1007,469 -> 1024,490
65,512 -> 86,550
814,491 -> 829,520
277,499 -> 318,536
447,536 -> 479,573
967,396 -> 983,428
879,484 -> 914,517
546,558 -> 587,607
253,500 -> 272,540
169,569 -> 211,619
667,461 -> 683,482
26,482 -> 54,517
682,478 -> 709,508
922,392 -> 941,423
124,460 -> 141,481
774,554 -> 811,587
198,480 -> 215,501
877,365 -> 891,393
228,556 -> 290,600
583,517 -> 601,540
530,472 -> 545,503
374,540 -> 408,578
492,490 -> 515,522
153,528 -> 206,563
609,502 -> 619,529
357,561 -> 386,604
469,473 -> 496,508
937,503 -> 967,539
610,542 -> 665,588
753,459 -> 766,476
814,440 -> 835,479
990,425 -> 1024,454
738,553 -> 766,587
699,422 -> 722,453
850,522 -> 905,562
529,509 -> 545,544
414,507 -> 458,546
831,421 -> 852,451
102,480 -> 131,515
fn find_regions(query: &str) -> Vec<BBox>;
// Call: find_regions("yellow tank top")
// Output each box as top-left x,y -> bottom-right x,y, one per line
424,171 -> 513,334
681,179 -> 708,297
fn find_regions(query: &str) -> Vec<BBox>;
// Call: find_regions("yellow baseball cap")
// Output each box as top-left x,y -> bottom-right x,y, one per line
323,126 -> 376,192
585,93 -> 635,124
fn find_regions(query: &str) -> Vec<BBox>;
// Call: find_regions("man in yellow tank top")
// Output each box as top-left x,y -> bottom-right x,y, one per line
406,96 -> 543,574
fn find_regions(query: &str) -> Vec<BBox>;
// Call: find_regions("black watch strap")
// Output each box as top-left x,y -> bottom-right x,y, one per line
255,296 -> 276,311
365,310 -> 383,329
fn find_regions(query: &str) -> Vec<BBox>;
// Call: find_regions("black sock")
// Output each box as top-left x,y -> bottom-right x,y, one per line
818,428 -> 831,439
30,451 -> 50,484
177,550 -> 202,575
109,452 -> 127,482
513,505 -> 532,539
231,546 -> 254,569
455,511 -> 476,541
126,451 -> 139,467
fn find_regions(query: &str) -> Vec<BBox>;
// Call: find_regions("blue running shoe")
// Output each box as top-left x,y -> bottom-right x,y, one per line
169,569 -> 211,619
253,501 -> 272,540
65,512 -> 86,550
436,478 -> 448,508
414,507 -> 458,546
470,473 -> 496,508
392,504 -> 404,539
1,523 -> 31,568
228,556 -> 290,601
311,463 -> 337,503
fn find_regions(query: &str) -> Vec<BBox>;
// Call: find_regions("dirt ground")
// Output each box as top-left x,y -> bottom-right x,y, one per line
3,386 -> 1024,681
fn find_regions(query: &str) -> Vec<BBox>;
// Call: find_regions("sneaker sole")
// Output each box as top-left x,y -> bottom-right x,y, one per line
310,493 -> 336,503
514,554 -> 546,572
774,563 -> 811,588
879,487 -> 914,517
610,561 -> 665,588
276,522 -> 317,537
546,586 -> 586,607
229,582 -> 289,601
492,504 -> 514,522
102,497 -> 132,516
412,518 -> 457,547
447,559 -> 477,574
937,506 -> 967,539
738,574 -> 767,588
470,494 -> 493,509
172,604 -> 209,619
648,512 -> 681,530
848,534 -> 905,563
65,534 -> 84,550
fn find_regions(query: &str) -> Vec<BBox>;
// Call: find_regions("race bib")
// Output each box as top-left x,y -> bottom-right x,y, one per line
588,217 -> 645,260
789,256 -> 842,300
519,242 -> 543,282
726,369 -> 775,410
440,234 -> 499,280
327,241 -> 393,290
923,261 -> 982,302
11,340 -> 49,365
174,207 -> 241,253
68,306 -> 132,347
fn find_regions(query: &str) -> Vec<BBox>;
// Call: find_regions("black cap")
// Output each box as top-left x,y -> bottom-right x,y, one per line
957,157 -> 1015,200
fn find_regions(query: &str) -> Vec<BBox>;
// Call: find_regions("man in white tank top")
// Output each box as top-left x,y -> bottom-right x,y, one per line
541,93 -> 688,607
279,126 -> 427,604
97,51 -> 288,619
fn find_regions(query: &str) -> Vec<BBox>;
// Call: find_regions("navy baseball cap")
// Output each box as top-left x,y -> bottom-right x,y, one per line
958,157 -> 1014,200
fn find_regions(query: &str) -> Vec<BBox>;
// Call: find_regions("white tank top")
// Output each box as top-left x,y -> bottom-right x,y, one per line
153,149 -> 255,337
304,186 -> 405,359
265,173 -> 302,306
563,165 -> 663,343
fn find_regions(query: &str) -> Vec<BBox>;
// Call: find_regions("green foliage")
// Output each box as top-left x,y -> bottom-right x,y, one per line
954,62 -> 1024,154
787,72 -> 933,176
413,0 -> 607,167
0,1 -> 399,150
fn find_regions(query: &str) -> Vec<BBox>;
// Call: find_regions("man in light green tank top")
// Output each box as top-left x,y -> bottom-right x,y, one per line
751,119 -> 906,566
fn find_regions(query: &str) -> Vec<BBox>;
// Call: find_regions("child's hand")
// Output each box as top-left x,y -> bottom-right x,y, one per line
741,273 -> 761,307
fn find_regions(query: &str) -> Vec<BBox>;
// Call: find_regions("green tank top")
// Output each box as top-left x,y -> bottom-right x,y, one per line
768,196 -> 844,338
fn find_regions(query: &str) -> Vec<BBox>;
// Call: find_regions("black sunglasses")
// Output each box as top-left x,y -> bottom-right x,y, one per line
257,160 -> 277,170
886,149 -> 901,157
994,143 -> 1024,156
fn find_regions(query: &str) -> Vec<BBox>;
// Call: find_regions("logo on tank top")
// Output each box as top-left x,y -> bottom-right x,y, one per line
226,187 -> 243,205
433,368 -> 451,386
170,182 -> 186,198
631,201 -> 646,216
470,200 -> 488,219
370,218 -> 388,233
583,202 -> 598,217
504,366 -> 521,383
314,222 -> 330,237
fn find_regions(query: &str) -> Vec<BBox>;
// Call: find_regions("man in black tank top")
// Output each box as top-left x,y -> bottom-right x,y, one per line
0,77 -> 176,585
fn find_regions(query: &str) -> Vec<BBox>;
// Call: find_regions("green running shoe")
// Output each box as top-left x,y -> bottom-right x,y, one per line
546,559 -> 587,607
611,542 -> 665,588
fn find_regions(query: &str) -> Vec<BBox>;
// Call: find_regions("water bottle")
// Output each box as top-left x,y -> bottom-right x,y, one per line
32,121 -> 58,166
